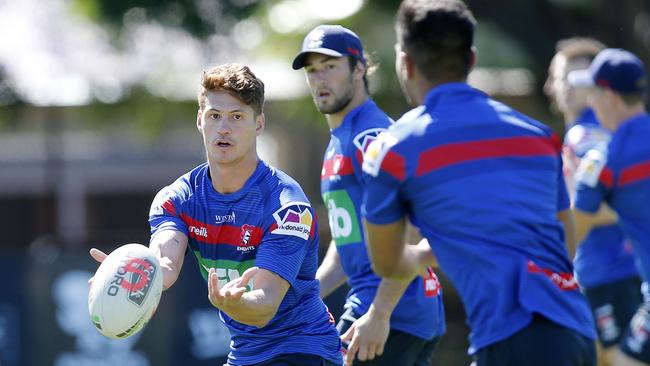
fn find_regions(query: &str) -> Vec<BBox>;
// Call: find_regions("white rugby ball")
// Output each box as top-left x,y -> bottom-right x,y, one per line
88,243 -> 163,339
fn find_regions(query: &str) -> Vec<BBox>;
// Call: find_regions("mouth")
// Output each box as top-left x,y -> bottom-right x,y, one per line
316,89 -> 331,101
214,139 -> 233,148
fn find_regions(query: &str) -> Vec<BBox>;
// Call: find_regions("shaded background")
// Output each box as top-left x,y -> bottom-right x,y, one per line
0,0 -> 649,365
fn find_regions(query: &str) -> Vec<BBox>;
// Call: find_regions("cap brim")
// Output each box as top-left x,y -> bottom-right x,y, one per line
291,48 -> 344,70
567,70 -> 595,88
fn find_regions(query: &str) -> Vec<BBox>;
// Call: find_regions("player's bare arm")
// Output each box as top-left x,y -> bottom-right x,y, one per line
149,229 -> 188,290
342,277 -> 409,365
316,240 -> 348,298
208,266 -> 290,328
557,209 -> 577,258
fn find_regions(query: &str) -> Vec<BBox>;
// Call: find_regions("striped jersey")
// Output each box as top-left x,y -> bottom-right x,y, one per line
321,99 -> 445,340
564,108 -> 638,288
149,160 -> 342,365
574,113 -> 650,282
362,83 -> 596,354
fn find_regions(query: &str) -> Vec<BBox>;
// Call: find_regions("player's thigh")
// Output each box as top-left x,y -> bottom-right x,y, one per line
474,315 -> 596,366
585,277 -> 643,348
620,301 -> 650,364
351,329 -> 429,366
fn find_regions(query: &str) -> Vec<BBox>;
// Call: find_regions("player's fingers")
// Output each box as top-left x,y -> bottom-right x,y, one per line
376,339 -> 385,357
208,268 -> 221,305
357,340 -> 370,361
341,324 -> 355,343
89,248 -> 107,263
345,334 -> 360,366
237,266 -> 259,287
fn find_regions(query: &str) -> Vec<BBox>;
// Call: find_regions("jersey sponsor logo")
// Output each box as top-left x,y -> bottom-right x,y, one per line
271,202 -> 313,240
215,211 -> 236,224
353,128 -> 386,153
322,190 -> 361,246
189,225 -> 208,238
200,263 -> 255,291
575,148 -> 607,188
424,267 -> 441,297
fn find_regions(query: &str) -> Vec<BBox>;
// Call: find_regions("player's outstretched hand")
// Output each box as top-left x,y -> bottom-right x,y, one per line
88,248 -> 108,286
341,309 -> 390,366
208,267 -> 251,310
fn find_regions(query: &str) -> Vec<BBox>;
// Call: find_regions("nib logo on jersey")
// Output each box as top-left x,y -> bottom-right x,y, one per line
107,254 -> 158,307
271,202 -> 313,240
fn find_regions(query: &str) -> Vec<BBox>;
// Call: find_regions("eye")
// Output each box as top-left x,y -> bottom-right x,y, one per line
326,63 -> 336,70
232,113 -> 243,121
209,112 -> 221,120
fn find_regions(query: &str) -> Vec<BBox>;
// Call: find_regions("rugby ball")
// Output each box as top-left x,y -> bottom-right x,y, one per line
88,243 -> 163,339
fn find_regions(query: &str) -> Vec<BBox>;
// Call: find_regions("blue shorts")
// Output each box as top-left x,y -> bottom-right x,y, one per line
474,314 -> 595,366
583,276 -> 642,347
621,301 -> 650,363
337,307 -> 440,366
225,353 -> 342,366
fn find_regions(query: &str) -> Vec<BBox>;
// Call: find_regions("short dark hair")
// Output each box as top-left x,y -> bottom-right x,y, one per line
395,0 -> 476,82
198,64 -> 265,115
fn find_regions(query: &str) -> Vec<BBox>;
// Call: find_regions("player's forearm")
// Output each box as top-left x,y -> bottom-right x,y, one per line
149,230 -> 188,290
316,241 -> 347,298
221,289 -> 279,328
368,277 -> 411,320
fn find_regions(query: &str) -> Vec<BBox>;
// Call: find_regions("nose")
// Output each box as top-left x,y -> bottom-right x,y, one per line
215,118 -> 230,135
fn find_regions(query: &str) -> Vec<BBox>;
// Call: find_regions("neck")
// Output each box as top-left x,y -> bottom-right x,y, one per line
208,154 -> 259,194
325,92 -> 369,130
614,104 -> 646,129
413,74 -> 465,106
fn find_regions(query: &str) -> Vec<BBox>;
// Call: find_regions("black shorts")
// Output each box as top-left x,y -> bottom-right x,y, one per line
226,353 -> 342,366
336,307 -> 440,366
620,301 -> 650,363
583,276 -> 642,347
473,314 -> 596,366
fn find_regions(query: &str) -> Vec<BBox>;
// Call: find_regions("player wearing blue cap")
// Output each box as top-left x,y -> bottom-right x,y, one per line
546,38 -> 642,366
292,25 -> 445,366
361,1 -> 597,365
570,48 -> 650,366
91,64 -> 343,366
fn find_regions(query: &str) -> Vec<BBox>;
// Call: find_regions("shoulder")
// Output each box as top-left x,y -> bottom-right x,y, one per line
361,107 -> 431,178
149,164 -> 206,216
350,101 -> 393,152
260,163 -> 311,207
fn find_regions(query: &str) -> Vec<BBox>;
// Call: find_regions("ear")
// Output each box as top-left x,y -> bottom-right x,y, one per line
468,46 -> 478,72
196,109 -> 203,132
401,50 -> 415,80
354,60 -> 366,80
255,113 -> 265,136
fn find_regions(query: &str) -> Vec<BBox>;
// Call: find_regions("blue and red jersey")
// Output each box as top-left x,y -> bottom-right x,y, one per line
564,108 -> 638,288
321,99 -> 445,341
362,83 -> 595,354
574,113 -> 650,282
149,161 -> 342,365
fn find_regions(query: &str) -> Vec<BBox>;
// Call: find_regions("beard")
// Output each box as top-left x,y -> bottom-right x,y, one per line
313,75 -> 356,115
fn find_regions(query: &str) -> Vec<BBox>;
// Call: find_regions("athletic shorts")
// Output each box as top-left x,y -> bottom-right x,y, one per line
473,314 -> 596,366
336,307 -> 440,366
583,276 -> 642,347
225,353 -> 341,366
621,301 -> 650,363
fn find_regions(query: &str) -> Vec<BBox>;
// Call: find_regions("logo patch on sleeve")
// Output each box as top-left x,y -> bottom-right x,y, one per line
149,187 -> 174,216
362,132 -> 396,177
271,202 -> 313,240
353,128 -> 386,153
575,148 -> 607,188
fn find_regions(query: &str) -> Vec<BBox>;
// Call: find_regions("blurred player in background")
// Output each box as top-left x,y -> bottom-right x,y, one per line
292,24 -> 445,366
570,48 -> 650,366
91,63 -> 342,366
361,0 -> 597,365
545,37 -> 642,366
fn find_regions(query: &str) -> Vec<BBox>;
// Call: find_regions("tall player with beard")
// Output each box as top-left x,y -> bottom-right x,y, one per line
292,25 -> 445,366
